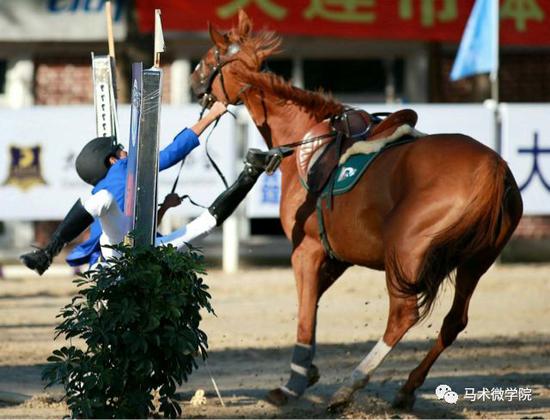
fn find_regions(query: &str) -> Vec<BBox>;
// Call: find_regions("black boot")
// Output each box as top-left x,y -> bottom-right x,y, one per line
20,200 -> 94,275
208,147 -> 293,225
245,147 -> 293,174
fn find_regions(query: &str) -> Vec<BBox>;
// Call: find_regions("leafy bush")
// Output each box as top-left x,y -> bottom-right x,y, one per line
42,243 -> 214,418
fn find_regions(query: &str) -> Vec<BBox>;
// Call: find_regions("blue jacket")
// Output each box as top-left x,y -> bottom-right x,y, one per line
66,128 -> 200,267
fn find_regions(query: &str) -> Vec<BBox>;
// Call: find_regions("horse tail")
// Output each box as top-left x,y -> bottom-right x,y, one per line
391,153 -> 511,320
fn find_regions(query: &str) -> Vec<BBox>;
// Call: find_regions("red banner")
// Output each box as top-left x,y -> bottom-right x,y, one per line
136,0 -> 550,46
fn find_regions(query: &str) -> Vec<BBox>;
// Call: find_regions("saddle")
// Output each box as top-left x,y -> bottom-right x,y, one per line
297,108 -> 418,193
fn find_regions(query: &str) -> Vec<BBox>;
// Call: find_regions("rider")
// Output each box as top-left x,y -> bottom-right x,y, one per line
20,101 -> 281,275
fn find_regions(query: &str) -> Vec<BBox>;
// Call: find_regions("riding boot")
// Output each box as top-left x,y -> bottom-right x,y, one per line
208,163 -> 262,225
208,148 -> 279,225
20,200 -> 94,275
157,148 -> 293,251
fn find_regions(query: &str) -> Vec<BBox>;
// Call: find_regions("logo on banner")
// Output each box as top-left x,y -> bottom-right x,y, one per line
3,145 -> 47,191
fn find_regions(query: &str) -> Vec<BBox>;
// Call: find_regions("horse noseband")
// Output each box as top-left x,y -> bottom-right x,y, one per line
198,43 -> 242,106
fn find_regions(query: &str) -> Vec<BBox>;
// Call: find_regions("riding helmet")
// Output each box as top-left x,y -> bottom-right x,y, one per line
75,136 -> 121,186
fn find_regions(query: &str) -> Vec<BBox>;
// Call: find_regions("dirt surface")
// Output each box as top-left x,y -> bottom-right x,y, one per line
0,264 -> 549,418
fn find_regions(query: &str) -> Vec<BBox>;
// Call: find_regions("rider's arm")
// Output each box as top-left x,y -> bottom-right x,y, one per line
159,102 -> 227,171
190,102 -> 227,136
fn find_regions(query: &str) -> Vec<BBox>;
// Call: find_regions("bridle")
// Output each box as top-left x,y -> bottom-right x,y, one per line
184,44 -> 391,204
169,43 -> 246,197
197,43 -> 245,117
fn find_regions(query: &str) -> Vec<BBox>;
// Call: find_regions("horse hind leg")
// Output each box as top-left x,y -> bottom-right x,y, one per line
393,186 -> 523,409
328,251 -> 422,411
392,257 -> 489,409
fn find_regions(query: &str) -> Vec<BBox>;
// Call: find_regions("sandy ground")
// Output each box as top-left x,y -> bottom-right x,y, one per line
0,263 -> 549,419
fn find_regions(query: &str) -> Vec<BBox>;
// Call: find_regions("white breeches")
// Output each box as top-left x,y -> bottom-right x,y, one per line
82,190 -> 129,261
81,190 -> 217,260
155,211 -> 217,251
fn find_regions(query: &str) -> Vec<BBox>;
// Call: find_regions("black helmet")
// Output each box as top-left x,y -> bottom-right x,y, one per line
76,136 -> 121,186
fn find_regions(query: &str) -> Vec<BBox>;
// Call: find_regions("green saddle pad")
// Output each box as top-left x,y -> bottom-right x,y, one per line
331,153 -> 377,195
327,136 -> 416,196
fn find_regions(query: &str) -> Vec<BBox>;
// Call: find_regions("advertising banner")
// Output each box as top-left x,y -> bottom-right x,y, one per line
501,104 -> 550,215
0,0 -> 126,41
0,105 -> 236,221
136,0 -> 550,45
246,103 -> 496,217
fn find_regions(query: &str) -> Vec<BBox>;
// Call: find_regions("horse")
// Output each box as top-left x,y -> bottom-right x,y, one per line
190,10 -> 523,411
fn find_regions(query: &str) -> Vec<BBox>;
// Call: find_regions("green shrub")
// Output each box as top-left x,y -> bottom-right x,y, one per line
42,243 -> 214,418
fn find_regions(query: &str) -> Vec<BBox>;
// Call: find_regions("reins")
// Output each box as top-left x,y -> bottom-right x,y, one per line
174,42 -> 393,210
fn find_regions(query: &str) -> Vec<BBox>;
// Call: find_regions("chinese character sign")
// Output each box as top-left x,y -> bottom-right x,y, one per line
501,104 -> 550,215
136,0 -> 550,45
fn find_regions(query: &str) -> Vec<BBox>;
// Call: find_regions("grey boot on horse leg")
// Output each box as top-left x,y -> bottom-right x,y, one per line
266,256 -> 348,406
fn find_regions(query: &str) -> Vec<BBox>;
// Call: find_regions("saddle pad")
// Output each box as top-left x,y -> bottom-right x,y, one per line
327,136 -> 417,196
331,153 -> 377,195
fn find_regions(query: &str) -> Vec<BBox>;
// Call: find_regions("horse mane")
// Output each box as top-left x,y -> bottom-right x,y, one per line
231,30 -> 282,63
235,68 -> 345,122
223,19 -> 344,121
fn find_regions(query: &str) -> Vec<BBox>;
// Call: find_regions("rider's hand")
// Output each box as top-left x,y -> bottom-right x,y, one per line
191,101 -> 228,136
209,101 -> 227,119
160,193 -> 183,210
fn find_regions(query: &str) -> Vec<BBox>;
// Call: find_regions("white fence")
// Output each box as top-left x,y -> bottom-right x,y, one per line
246,103 -> 499,217
0,105 -> 236,221
1,103 -> 549,269
500,104 -> 550,215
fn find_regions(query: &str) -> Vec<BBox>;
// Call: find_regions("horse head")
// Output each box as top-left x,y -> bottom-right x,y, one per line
191,9 -> 281,108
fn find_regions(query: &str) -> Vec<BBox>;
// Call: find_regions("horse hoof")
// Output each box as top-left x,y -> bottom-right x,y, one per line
327,386 -> 354,413
265,388 -> 289,406
392,390 -> 416,410
308,364 -> 320,387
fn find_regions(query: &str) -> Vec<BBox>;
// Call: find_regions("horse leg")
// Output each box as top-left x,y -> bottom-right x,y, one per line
393,188 -> 522,410
266,240 -> 349,406
392,233 -> 521,409
328,267 -> 419,411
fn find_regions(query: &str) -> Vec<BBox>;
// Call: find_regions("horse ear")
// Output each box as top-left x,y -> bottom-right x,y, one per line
237,9 -> 252,38
208,22 -> 226,49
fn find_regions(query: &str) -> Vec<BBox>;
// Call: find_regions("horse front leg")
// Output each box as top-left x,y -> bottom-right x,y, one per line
266,238 -> 348,406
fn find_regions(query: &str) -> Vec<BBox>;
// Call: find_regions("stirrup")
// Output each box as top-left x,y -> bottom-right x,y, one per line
245,147 -> 294,175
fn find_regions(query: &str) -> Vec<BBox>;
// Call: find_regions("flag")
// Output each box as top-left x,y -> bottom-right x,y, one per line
450,0 -> 499,81
154,9 -> 165,55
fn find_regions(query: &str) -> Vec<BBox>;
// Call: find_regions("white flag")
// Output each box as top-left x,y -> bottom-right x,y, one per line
154,9 -> 165,55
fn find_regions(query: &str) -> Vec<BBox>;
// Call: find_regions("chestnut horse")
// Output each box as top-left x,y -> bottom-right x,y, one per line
191,10 -> 523,411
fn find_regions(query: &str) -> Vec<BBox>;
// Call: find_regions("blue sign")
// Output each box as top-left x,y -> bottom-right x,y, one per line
48,0 -> 125,21
261,171 -> 281,204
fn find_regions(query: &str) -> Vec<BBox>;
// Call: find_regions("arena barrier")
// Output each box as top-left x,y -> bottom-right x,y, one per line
1,103 -> 548,270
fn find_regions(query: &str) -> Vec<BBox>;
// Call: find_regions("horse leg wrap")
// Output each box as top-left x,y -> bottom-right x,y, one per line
349,339 -> 392,389
280,343 -> 315,398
